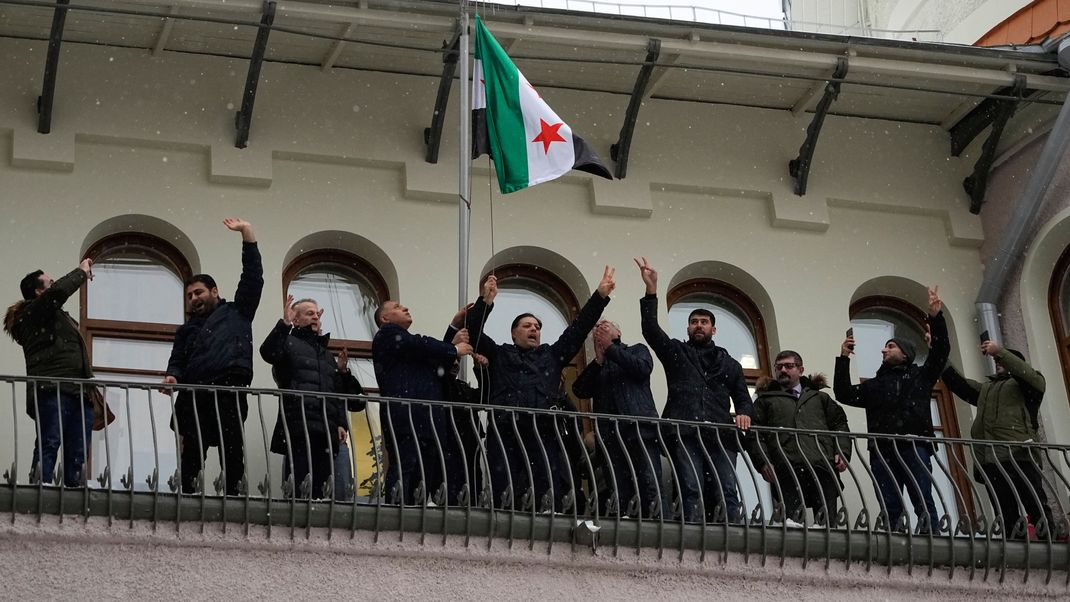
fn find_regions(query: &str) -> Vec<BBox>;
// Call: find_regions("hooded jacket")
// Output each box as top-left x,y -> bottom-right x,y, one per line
834,311 -> 949,450
4,268 -> 93,417
260,320 -> 365,455
747,374 -> 852,471
941,349 -> 1044,464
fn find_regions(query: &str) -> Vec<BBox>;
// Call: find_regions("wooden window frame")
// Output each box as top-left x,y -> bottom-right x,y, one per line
282,249 -> 390,392
850,295 -> 974,522
80,233 -> 192,377
666,278 -> 771,384
1049,245 -> 1070,407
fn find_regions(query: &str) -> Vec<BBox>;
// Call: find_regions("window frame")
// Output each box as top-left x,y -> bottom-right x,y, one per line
1048,244 -> 1070,407
666,277 -> 771,384
80,233 -> 193,378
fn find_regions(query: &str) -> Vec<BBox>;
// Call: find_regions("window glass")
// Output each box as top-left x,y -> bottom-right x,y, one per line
851,309 -> 928,378
91,373 -> 178,492
87,252 -> 184,323
288,266 -> 378,342
668,295 -> 759,369
92,338 -> 174,372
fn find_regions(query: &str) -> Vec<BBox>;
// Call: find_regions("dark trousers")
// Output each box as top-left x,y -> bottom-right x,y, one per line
31,388 -> 93,487
290,430 -> 337,499
381,404 -> 453,505
771,463 -> 840,524
980,460 -> 1054,537
486,415 -> 567,512
672,427 -> 740,523
177,387 -> 247,496
601,424 -> 662,518
871,442 -> 939,533
446,407 -> 483,505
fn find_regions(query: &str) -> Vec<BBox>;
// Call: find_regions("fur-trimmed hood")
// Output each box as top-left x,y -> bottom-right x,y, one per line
755,373 -> 829,394
3,300 -> 26,339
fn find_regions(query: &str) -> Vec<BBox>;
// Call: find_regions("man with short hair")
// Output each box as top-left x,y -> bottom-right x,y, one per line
5,259 -> 95,486
163,218 -> 262,496
834,286 -> 948,534
372,299 -> 475,505
941,340 -> 1055,538
464,266 -> 616,512
634,257 -> 753,524
261,295 -> 365,499
572,319 -> 662,518
749,350 -> 850,525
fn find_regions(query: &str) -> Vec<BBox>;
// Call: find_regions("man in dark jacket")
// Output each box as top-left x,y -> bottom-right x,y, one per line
372,299 -> 474,505
261,295 -> 365,499
5,259 -> 95,486
443,304 -> 490,505
834,286 -> 947,534
942,340 -> 1054,538
634,258 -> 753,524
749,351 -> 850,526
572,319 -> 662,518
163,218 -> 262,496
465,266 -> 615,512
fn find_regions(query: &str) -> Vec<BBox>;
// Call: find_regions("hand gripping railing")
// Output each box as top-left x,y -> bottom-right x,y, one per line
0,374 -> 1067,585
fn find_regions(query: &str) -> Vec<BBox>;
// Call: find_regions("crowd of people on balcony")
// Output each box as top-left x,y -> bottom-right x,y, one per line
3,218 -> 1056,539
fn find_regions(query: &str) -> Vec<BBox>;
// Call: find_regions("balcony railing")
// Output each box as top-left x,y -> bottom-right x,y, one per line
0,375 -> 1067,584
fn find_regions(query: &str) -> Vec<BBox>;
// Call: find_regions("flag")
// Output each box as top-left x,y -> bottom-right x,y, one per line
472,15 -> 612,194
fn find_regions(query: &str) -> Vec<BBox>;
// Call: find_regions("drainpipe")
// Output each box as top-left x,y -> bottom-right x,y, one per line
975,35 -> 1070,372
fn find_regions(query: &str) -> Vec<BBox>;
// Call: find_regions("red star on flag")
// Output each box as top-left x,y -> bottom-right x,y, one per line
531,119 -> 566,154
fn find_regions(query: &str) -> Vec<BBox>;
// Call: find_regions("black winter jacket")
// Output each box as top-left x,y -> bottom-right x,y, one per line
4,268 -> 92,417
572,340 -> 658,420
466,291 -> 609,411
834,311 -> 949,450
260,320 -> 364,454
372,322 -> 458,437
638,294 -> 753,426
166,241 -> 263,385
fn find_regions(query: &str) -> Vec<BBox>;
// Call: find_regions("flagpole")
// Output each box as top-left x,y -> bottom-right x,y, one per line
457,6 -> 471,377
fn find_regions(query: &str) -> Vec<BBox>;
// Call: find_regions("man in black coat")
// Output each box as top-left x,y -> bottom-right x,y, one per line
372,299 -> 474,505
5,258 -> 95,486
834,286 -> 948,534
261,295 -> 365,499
634,257 -> 753,524
572,319 -> 662,518
163,218 -> 263,496
465,266 -> 615,512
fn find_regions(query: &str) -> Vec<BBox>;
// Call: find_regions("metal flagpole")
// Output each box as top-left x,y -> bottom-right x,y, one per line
457,5 -> 471,376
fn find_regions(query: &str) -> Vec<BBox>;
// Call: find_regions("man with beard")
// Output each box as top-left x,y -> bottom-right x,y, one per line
163,218 -> 262,496
834,286 -> 947,534
261,295 -> 365,499
634,257 -> 752,523
749,350 -> 850,526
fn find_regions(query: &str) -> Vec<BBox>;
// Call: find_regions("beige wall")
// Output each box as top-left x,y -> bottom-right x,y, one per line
0,34 -> 1034,500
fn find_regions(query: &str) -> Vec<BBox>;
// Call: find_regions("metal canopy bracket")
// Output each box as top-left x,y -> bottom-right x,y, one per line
610,38 -> 661,180
788,57 -> 849,196
962,74 -> 1027,214
36,0 -> 71,134
424,27 -> 462,165
234,0 -> 277,149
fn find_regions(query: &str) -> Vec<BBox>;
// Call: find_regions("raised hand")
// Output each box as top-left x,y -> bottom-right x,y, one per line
482,275 -> 498,305
927,285 -> 942,316
451,303 -> 474,329
79,258 -> 94,281
472,352 -> 489,367
452,328 -> 470,346
980,339 -> 1002,357
596,265 -> 616,298
223,217 -> 256,242
634,257 -> 657,295
336,347 -> 350,373
455,342 -> 474,357
840,336 -> 855,357
283,294 -> 295,325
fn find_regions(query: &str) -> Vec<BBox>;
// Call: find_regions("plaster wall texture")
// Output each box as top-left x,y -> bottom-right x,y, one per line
0,515 -> 1066,600
792,1 -> 1031,43
0,33 -> 1054,511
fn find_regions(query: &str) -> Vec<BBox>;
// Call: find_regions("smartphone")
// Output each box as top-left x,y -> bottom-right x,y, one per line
979,330 -> 990,344
846,328 -> 854,351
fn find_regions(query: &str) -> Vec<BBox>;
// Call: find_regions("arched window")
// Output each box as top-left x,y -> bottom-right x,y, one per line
282,250 -> 390,391
480,264 -> 586,407
849,296 -> 973,525
81,233 -> 193,491
666,279 -> 770,383
1050,246 -> 1070,405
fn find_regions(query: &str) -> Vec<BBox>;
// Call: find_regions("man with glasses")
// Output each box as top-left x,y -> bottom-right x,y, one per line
749,351 -> 850,526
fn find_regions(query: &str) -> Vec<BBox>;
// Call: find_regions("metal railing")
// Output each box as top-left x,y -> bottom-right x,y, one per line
0,375 -> 1067,584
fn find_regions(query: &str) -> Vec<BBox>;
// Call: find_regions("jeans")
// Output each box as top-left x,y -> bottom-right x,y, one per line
770,463 -> 840,524
334,442 -> 354,502
672,426 -> 740,523
31,388 -> 93,487
980,460 -> 1054,538
871,441 -> 940,533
